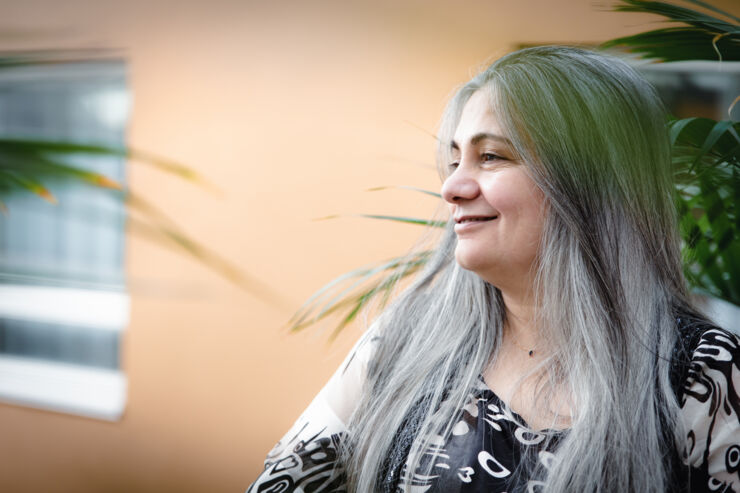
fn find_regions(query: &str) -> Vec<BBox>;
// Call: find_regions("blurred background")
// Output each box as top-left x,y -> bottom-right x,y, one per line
0,0 -> 737,492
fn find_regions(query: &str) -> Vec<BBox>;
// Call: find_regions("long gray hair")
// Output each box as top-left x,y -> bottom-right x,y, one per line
345,46 -> 700,492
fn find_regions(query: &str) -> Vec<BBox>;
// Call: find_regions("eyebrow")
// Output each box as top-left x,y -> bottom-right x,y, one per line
450,132 -> 512,150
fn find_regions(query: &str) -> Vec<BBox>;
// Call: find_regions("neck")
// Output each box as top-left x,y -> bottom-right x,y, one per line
479,265 -> 541,353
501,288 -> 539,351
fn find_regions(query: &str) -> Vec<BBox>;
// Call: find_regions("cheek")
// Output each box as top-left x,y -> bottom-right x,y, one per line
521,198 -> 547,260
518,189 -> 546,237
483,173 -> 547,245
481,173 -> 541,214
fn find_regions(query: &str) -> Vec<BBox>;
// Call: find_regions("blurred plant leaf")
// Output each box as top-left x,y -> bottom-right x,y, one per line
0,168 -> 57,203
0,137 -> 217,194
671,117 -> 740,304
288,250 -> 432,338
0,48 -> 121,68
0,138 -> 280,306
357,214 -> 445,227
0,140 -> 124,192
126,192 -> 291,309
0,49 -> 278,309
316,213 -> 445,228
366,185 -> 442,198
602,0 -> 740,61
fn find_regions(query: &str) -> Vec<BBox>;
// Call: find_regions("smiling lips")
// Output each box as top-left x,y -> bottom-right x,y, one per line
454,214 -> 498,233
456,215 -> 498,223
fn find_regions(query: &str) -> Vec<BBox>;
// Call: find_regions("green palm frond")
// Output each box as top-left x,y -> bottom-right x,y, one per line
602,0 -> 740,61
316,213 -> 446,228
366,185 -> 442,198
288,250 -> 432,337
0,139 -> 125,194
357,214 -> 445,227
604,27 -> 739,61
671,117 -> 740,303
681,0 -> 739,22
0,49 -> 119,69
0,46 -> 274,305
0,134 -> 280,303
0,137 -> 215,195
125,192 -> 291,309
0,168 -> 57,203
613,0 -> 738,29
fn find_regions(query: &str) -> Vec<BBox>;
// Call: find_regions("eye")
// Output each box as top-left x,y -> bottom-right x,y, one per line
482,153 -> 504,162
448,161 -> 459,171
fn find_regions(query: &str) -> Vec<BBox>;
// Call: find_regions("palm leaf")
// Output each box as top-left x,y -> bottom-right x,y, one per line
0,134 -> 280,304
0,49 -> 280,308
0,146 -> 123,191
366,185 -> 442,198
359,214 -> 446,227
0,49 -> 119,69
289,250 -> 432,334
0,137 -> 213,195
611,0 -> 738,32
671,117 -> 740,304
316,213 -> 446,228
604,27 -> 740,61
125,192 -> 292,309
0,169 -> 56,203
602,1 -> 740,61
689,120 -> 739,170
682,0 -> 740,22
327,264 -> 425,341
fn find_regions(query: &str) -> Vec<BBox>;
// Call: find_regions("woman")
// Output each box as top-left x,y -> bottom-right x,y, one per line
248,46 -> 740,492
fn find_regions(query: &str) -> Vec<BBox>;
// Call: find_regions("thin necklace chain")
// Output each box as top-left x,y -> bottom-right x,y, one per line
508,334 -> 537,357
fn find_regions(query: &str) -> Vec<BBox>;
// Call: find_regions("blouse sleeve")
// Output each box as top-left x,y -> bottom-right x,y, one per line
246,328 -> 376,493
680,327 -> 740,492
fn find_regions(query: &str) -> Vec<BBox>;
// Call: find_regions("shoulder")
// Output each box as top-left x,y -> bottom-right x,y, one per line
680,325 -> 739,405
247,323 -> 382,493
324,322 -> 381,424
247,390 -> 348,493
678,323 -> 740,491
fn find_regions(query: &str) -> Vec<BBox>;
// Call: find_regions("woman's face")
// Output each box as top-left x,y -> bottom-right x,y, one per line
441,89 -> 546,289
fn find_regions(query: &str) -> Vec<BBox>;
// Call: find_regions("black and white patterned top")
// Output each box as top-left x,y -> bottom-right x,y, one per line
247,326 -> 740,493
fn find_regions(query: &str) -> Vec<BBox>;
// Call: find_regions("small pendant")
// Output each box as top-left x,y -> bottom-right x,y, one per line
528,350 -> 534,357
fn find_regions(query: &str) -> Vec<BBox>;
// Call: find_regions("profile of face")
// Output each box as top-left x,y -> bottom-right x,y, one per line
441,88 -> 546,288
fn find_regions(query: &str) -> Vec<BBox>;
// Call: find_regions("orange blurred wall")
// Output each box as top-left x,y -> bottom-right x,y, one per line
0,1 -> 736,491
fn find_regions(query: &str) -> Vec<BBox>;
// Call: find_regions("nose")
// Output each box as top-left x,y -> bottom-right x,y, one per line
441,167 -> 480,204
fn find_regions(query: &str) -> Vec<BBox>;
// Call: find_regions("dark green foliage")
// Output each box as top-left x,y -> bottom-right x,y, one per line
603,1 -> 740,305
602,0 -> 740,61
671,117 -> 740,303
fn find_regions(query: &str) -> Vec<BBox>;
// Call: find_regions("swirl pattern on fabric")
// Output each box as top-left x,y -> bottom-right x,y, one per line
247,326 -> 740,493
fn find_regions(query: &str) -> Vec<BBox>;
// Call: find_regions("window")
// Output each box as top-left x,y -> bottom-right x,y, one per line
0,59 -> 129,420
639,60 -> 740,121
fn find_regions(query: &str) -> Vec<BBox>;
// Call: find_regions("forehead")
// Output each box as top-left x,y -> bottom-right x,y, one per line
452,89 -> 505,148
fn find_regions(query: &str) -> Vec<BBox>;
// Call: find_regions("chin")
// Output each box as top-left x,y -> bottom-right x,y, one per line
454,247 -> 493,276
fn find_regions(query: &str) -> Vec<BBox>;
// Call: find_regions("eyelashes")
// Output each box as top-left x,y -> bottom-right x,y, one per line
448,153 -> 507,171
482,153 -> 506,162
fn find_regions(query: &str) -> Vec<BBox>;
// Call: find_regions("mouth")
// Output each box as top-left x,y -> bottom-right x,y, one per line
455,215 -> 498,224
